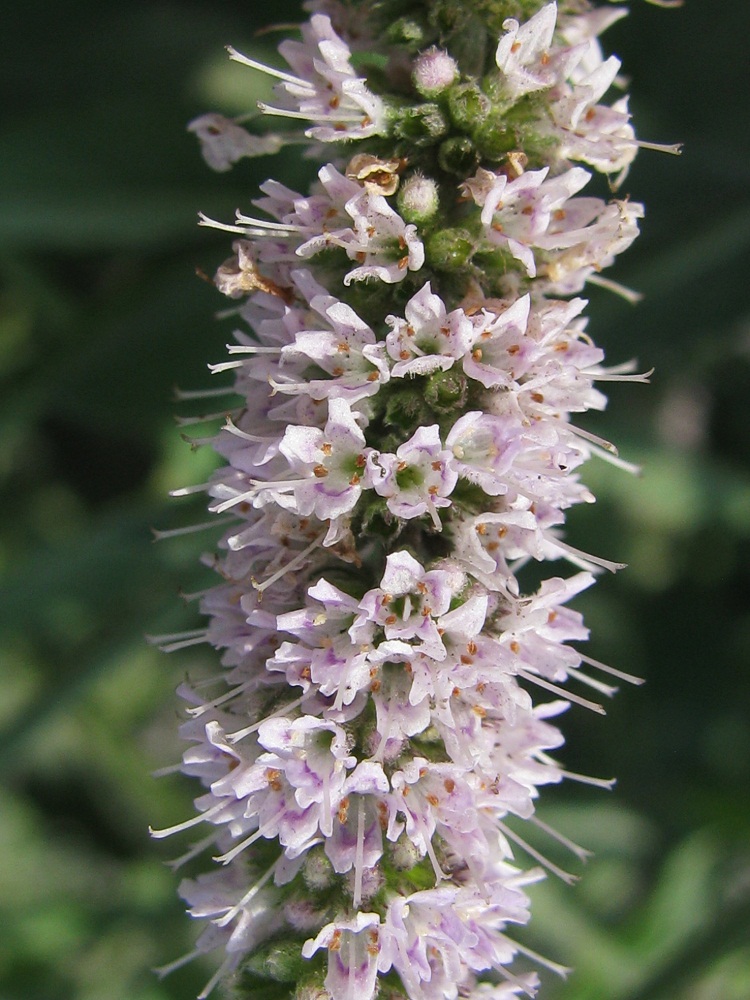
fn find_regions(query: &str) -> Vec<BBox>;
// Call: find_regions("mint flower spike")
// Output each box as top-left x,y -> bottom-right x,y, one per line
158,1 -> 675,997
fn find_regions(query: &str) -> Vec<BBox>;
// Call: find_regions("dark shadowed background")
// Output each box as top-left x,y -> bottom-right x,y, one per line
1,1 -> 749,997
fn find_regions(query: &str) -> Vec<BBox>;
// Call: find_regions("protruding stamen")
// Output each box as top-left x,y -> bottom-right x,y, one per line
225,45 -> 311,88
579,653 -> 645,686
516,668 -> 606,715
528,815 -> 593,862
497,821 -> 578,885
150,800 -> 226,839
151,517 -> 235,541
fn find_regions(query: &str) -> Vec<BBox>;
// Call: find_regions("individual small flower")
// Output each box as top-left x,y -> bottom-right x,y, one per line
495,2 -> 563,99
301,912 -> 382,1000
385,281 -> 474,377
187,114 -> 285,171
230,14 -> 386,141
367,425 -> 458,529
278,396 -> 370,521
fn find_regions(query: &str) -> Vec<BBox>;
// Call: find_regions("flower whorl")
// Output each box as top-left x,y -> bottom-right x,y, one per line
156,2 -> 677,997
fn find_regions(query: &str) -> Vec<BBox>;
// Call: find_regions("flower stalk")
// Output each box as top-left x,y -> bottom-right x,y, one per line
156,2 -> 678,997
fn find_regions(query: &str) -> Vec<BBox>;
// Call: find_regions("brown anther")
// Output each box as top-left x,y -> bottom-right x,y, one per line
367,371 -> 379,381
585,107 -> 596,122
321,442 -> 333,456
313,464 -> 329,478
554,341 -> 570,352
355,251 -> 367,263
540,51 -> 550,66
400,350 -> 411,360
444,778 -> 456,793
421,606 -> 432,617
476,682 -> 486,694
531,391 -> 544,403
385,614 -> 397,625
367,225 -> 376,238
511,40 -> 522,53
377,801 -> 388,829
510,640 -> 520,654
404,661 -> 413,673
266,767 -> 283,791
492,222 -> 504,233
332,366 -> 344,376
487,541 -> 499,553
406,324 -> 415,337
553,209 -> 566,221
472,347 -> 483,361
467,640 -> 477,655
397,461 -> 408,472
329,95 -> 340,110
301,666 -> 311,680
426,793 -> 439,806
398,256 -> 409,270
452,686 -> 461,698
427,485 -> 438,495
370,679 -> 381,692
337,798 -> 350,824
460,654 -> 474,665
419,767 -> 428,778
336,341 -> 349,353
472,705 -> 487,717
521,205 -> 534,216
437,627 -> 445,635
330,929 -> 342,951
349,473 -> 361,486
481,329 -> 492,340
498,526 -> 507,538
355,453 -> 366,468
507,344 -> 520,355
476,523 -> 487,535
548,610 -> 558,623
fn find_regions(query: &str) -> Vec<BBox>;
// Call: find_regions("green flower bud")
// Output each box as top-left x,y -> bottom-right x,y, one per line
447,82 -> 491,132
425,227 -> 475,271
425,369 -> 468,412
437,135 -> 479,174
387,16 -> 429,50
246,941 -> 310,983
472,113 -> 516,160
393,103 -> 448,145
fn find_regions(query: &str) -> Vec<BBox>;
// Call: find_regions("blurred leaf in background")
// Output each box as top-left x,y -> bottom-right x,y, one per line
0,1 -> 748,999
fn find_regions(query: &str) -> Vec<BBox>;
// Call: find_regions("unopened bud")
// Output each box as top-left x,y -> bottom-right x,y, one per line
397,174 -> 440,223
413,47 -> 458,97
426,227 -> 475,271
302,847 -> 334,890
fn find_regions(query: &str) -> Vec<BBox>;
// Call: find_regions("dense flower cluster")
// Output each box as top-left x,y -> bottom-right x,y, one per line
155,2 -> 676,998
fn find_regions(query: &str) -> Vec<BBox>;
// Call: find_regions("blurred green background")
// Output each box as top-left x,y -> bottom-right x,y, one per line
1,1 -> 748,998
